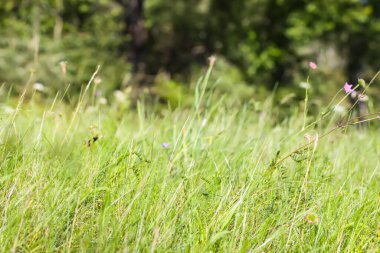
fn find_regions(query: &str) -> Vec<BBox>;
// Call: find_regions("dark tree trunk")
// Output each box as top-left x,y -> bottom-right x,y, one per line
119,0 -> 148,75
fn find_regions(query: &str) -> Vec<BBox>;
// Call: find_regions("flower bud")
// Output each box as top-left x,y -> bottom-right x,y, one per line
358,78 -> 366,88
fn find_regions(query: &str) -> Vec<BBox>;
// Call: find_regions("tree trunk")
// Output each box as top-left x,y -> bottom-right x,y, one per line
119,0 -> 148,75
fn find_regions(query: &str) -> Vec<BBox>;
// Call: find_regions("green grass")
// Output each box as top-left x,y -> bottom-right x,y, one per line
0,81 -> 380,252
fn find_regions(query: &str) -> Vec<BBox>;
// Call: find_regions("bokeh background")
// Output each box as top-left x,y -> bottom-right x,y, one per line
1,0 -> 380,108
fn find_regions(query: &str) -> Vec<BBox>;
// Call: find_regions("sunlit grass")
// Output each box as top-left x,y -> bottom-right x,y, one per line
0,74 -> 379,252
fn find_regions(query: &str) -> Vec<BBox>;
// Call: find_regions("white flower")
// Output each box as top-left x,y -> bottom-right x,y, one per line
299,82 -> 311,89
113,90 -> 126,102
33,82 -> 46,92
94,77 -> 102,85
333,105 -> 346,115
99,97 -> 108,105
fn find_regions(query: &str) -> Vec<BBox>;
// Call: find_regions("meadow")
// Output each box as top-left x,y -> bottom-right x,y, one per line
0,67 -> 380,252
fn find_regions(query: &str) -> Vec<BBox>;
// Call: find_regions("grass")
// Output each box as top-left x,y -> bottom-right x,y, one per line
0,72 -> 380,252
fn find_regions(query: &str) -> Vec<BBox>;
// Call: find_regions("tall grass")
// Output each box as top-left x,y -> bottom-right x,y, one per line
0,66 -> 380,252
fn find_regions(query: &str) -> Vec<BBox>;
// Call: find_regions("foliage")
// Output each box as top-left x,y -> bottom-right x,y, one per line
1,0 -> 380,102
0,0 -> 128,96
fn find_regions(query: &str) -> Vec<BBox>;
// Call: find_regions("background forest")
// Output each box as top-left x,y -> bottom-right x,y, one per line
1,0 -> 380,107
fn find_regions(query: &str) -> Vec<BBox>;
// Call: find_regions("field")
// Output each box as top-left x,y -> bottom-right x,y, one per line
0,76 -> 380,252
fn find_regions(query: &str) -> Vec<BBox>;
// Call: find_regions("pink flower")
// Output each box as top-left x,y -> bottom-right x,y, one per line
343,82 -> 354,94
309,61 -> 317,70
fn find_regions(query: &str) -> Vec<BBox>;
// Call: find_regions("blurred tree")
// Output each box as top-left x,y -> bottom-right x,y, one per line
1,0 -> 380,102
117,0 -> 147,75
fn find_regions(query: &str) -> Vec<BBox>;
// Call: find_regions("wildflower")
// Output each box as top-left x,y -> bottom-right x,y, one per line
114,90 -> 126,102
299,82 -> 311,89
94,76 -> 102,85
162,142 -> 170,149
358,94 -> 368,101
99,97 -> 108,105
208,55 -> 216,67
59,61 -> 67,75
343,82 -> 354,94
95,91 -> 102,97
333,105 -> 346,115
309,61 -> 317,70
33,82 -> 46,92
